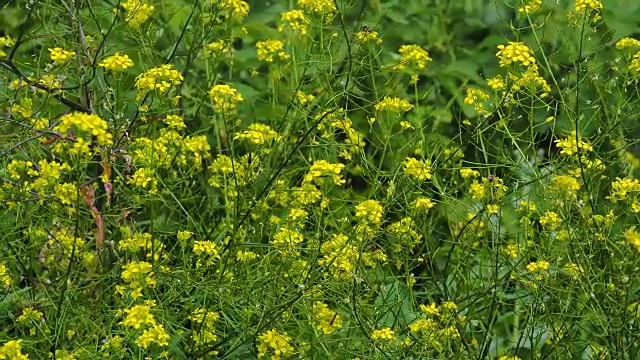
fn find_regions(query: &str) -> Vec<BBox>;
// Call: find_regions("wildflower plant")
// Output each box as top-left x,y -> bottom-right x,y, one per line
2,0 -> 640,359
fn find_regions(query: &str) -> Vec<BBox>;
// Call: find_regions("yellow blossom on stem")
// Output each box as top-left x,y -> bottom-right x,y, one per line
375,96 -> 413,113
257,329 -> 294,359
49,47 -> 75,64
99,53 -> 134,71
371,327 -> 395,341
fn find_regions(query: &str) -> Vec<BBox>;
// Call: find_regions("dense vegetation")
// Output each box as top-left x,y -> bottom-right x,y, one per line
2,0 -> 640,359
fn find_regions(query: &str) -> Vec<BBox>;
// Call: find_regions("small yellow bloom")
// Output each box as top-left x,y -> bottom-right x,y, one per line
49,47 -> 76,64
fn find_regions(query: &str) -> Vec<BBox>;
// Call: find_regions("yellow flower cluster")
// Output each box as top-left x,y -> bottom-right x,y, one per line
279,10 -> 308,35
464,88 -> 490,115
555,130 -> 593,156
615,37 -> 640,49
526,260 -> 550,280
312,302 -> 342,334
190,308 -> 219,346
99,53 -> 134,71
550,174 -> 581,197
193,240 -> 220,266
120,261 -> 156,296
209,84 -> 244,114
0,340 -> 28,360
539,211 -> 562,230
296,91 -> 315,105
371,327 -> 395,341
574,0 -> 603,22
257,329 -> 294,359
319,233 -> 357,275
356,29 -> 383,44
468,176 -> 508,201
129,168 -> 155,188
518,0 -> 541,14
625,227 -> 640,251
0,36 -> 15,57
397,44 -> 432,69
412,197 -> 435,211
0,264 -> 11,288
49,47 -> 75,64
403,157 -> 432,181
498,356 -> 522,360
355,199 -> 383,225
120,0 -> 155,26
256,39 -> 290,63
608,177 -> 640,202
120,302 -> 156,329
205,40 -> 233,58
54,112 -> 113,148
163,114 -> 186,129
631,52 -> 640,74
214,0 -> 250,21
303,160 -> 346,186
374,96 -> 413,113
208,154 -> 257,188
234,123 -> 281,145
273,226 -> 304,254
496,42 -> 536,68
136,324 -> 170,349
297,0 -> 337,17
135,64 -> 183,92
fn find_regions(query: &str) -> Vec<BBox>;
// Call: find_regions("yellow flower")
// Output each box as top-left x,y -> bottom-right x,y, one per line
375,96 -> 413,113
574,0 -> 603,22
496,42 -> 536,68
397,44 -> 432,69
550,175 -> 581,197
303,160 -> 346,186
312,302 -> 342,334
120,0 -> 155,26
526,260 -> 550,280
625,227 -> 640,251
128,168 -> 155,188
460,168 -> 480,179
53,112 -> 113,147
518,0 -> 541,14
356,29 -> 383,44
0,36 -> 15,57
608,177 -> 640,201
272,226 -> 304,253
371,327 -> 395,341
539,211 -> 562,230
120,304 -> 156,329
234,123 -> 280,145
163,114 -> 186,129
554,130 -> 593,156
209,84 -> 244,114
403,157 -> 432,181
257,329 -> 294,359
193,241 -> 220,266
136,324 -> 170,349
99,53 -> 134,71
355,199 -> 384,225
256,39 -> 290,63
213,0 -> 250,21
297,0 -> 337,18
0,264 -> 11,288
464,88 -> 491,115
279,10 -> 308,35
177,230 -> 193,242
412,197 -> 435,211
616,37 -> 640,49
49,47 -> 75,64
135,64 -> 183,92
0,340 -> 28,360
